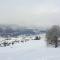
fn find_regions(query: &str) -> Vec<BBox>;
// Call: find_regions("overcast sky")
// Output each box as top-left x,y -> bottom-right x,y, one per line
0,0 -> 60,27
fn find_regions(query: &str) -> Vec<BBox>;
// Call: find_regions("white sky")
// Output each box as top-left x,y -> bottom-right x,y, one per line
0,0 -> 60,27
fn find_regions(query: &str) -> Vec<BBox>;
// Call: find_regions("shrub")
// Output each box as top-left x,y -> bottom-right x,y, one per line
34,36 -> 40,40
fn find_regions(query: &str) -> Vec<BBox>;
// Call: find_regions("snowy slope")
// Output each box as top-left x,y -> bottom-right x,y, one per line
0,34 -> 60,60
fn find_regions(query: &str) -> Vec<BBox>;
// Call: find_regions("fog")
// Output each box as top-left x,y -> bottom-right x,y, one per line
0,0 -> 60,27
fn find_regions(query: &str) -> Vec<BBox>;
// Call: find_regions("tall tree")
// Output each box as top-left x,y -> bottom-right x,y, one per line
46,25 -> 60,48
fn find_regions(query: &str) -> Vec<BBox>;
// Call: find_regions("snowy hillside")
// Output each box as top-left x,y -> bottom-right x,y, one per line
0,34 -> 60,60
0,25 -> 47,37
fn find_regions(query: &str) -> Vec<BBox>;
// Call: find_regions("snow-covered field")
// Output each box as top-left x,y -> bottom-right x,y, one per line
0,34 -> 60,60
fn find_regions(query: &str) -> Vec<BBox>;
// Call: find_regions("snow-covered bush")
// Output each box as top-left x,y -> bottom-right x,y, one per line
2,42 -> 9,47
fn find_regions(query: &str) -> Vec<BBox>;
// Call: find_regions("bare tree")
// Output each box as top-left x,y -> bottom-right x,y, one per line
46,25 -> 60,48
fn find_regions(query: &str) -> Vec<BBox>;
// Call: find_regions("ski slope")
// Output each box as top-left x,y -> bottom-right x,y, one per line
0,34 -> 60,60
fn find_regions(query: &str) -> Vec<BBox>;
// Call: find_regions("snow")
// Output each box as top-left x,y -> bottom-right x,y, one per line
0,34 -> 60,60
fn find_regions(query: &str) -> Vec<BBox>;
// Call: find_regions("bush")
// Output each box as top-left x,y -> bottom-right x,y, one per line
34,36 -> 40,40
3,42 -> 8,47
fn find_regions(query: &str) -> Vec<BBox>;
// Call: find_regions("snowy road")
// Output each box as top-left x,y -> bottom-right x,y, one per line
0,37 -> 60,60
